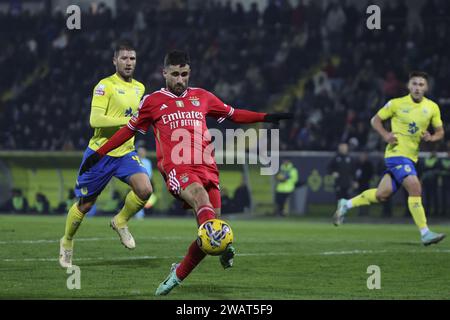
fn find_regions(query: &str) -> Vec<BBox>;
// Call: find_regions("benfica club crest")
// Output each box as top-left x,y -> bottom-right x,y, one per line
189,97 -> 200,107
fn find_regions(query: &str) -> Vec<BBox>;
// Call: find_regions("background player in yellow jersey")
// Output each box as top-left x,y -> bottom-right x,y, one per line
333,71 -> 446,246
59,41 -> 153,267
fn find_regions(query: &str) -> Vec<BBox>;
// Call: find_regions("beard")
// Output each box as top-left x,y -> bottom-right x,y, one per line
170,83 -> 186,95
411,92 -> 424,102
119,68 -> 134,81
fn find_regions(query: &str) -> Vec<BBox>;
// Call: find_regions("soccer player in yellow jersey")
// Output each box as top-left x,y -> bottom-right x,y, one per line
59,41 -> 153,268
333,71 -> 446,246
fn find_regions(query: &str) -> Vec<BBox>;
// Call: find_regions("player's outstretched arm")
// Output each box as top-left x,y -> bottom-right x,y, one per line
79,126 -> 136,175
263,112 -> 294,124
90,107 -> 130,128
230,109 -> 293,124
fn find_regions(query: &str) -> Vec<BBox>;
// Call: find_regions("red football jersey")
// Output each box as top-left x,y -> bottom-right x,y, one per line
127,87 -> 235,176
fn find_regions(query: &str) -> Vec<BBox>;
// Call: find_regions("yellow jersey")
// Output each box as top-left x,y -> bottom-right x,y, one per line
377,94 -> 443,162
88,73 -> 145,157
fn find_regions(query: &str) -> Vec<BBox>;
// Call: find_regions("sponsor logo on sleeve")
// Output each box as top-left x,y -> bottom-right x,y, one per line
94,84 -> 105,96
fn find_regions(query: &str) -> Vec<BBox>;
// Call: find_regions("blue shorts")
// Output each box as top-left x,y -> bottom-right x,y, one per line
74,148 -> 148,198
383,157 -> 417,193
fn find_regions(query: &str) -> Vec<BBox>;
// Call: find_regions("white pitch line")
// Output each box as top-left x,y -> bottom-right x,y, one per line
0,237 -> 116,244
319,250 -> 387,255
0,236 -> 188,245
1,253 -> 290,263
0,236 -> 307,245
318,249 -> 450,255
2,255 -> 183,263
236,252 -> 294,257
1,250 -> 449,263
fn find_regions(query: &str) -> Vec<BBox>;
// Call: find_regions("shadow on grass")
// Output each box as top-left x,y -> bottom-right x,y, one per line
3,293 -> 148,299
169,284 -> 243,299
386,241 -> 422,247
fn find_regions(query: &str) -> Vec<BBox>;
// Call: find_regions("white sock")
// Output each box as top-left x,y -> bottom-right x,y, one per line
346,199 -> 352,209
420,227 -> 429,236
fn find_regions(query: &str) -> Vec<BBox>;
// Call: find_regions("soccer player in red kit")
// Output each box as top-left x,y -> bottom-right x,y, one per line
79,50 -> 292,295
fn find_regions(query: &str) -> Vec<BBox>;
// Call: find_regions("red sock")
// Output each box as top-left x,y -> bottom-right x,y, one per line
175,240 -> 206,280
196,205 -> 216,226
175,205 -> 216,280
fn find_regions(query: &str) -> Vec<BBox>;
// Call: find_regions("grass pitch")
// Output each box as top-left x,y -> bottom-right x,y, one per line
0,214 -> 449,299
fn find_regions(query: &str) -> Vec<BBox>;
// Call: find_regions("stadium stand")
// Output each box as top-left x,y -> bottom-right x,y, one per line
1,0 -> 450,153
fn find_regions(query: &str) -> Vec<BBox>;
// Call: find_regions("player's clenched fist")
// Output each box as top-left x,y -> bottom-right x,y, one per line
421,131 -> 432,142
383,132 -> 398,145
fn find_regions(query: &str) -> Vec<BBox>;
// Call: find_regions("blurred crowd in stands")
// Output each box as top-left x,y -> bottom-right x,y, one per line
1,0 -> 450,152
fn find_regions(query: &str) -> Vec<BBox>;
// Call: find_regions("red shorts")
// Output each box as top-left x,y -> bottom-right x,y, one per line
165,166 -> 221,209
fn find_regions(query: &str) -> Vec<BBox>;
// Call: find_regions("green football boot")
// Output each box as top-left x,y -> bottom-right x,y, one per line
155,263 -> 181,296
